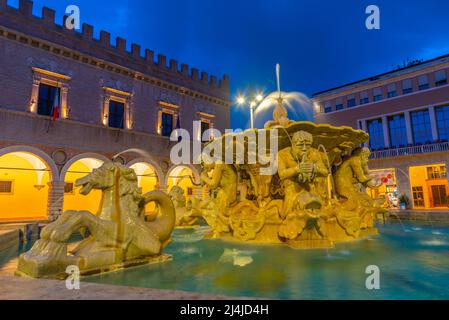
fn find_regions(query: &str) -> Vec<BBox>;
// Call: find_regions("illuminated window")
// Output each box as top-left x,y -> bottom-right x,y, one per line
201,121 -> 210,141
436,105 -> 449,141
426,165 -> 447,179
431,185 -> 447,207
412,186 -> 424,207
108,100 -> 125,129
161,112 -> 173,137
0,180 -> 13,194
411,109 -> 433,144
388,114 -> 408,148
37,83 -> 60,117
367,119 -> 385,150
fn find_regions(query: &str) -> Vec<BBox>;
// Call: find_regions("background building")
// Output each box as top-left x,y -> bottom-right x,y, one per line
0,1 -> 230,222
313,55 -> 449,210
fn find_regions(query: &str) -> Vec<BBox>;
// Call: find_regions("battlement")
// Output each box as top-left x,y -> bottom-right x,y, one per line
0,0 -> 230,99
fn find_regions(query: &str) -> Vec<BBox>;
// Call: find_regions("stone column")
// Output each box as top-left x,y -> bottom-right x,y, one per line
382,116 -> 390,148
47,181 -> 65,221
404,111 -> 414,145
429,106 -> 439,141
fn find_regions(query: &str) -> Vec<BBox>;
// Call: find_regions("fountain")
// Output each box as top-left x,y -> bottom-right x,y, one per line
190,64 -> 386,248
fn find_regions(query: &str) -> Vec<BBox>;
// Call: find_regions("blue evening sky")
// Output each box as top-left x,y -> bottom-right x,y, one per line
8,0 -> 449,129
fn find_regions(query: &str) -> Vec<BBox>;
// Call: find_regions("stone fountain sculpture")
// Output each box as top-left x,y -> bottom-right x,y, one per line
190,65 -> 385,248
16,162 -> 176,278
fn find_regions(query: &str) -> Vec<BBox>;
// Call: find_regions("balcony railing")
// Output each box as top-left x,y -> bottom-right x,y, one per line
370,142 -> 449,159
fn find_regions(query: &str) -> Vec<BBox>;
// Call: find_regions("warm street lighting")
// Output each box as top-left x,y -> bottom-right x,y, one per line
235,91 -> 265,129
237,96 -> 245,105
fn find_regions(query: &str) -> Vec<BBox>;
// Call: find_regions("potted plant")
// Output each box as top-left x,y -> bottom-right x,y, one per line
398,194 -> 410,210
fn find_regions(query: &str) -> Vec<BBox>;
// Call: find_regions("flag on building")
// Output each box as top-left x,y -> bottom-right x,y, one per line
51,87 -> 60,122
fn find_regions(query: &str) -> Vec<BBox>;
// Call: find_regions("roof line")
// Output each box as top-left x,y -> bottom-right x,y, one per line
312,53 -> 449,97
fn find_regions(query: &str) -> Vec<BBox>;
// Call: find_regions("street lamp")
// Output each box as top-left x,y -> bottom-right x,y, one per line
236,92 -> 265,129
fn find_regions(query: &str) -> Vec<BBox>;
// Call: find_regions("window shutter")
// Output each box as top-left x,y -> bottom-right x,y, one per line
387,83 -> 396,92
402,79 -> 412,90
418,75 -> 429,86
435,70 -> 447,82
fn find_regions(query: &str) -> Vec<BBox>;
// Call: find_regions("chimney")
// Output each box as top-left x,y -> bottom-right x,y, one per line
116,37 -> 126,52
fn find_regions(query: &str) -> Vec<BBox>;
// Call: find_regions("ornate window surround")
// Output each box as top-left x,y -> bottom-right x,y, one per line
157,101 -> 179,136
102,87 -> 133,129
197,111 -> 215,141
30,67 -> 71,119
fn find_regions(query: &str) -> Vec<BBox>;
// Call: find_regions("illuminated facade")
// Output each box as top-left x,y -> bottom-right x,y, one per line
0,1 -> 230,221
313,55 -> 449,209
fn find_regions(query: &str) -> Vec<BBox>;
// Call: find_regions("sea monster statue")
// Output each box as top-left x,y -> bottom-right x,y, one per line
16,162 -> 176,279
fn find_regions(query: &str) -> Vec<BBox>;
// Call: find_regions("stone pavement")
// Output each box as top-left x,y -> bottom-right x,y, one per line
0,275 -> 253,300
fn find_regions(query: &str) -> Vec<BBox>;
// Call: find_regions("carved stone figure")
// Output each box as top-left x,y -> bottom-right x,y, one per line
334,147 -> 380,203
277,131 -> 328,215
197,113 -> 384,248
16,162 -> 176,278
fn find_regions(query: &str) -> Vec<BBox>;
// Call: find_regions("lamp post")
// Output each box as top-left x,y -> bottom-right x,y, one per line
237,93 -> 264,129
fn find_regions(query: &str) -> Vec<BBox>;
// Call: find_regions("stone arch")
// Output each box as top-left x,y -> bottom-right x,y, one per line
127,157 -> 164,186
0,145 -> 59,181
166,164 -> 201,186
0,145 -> 58,220
60,152 -> 110,182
